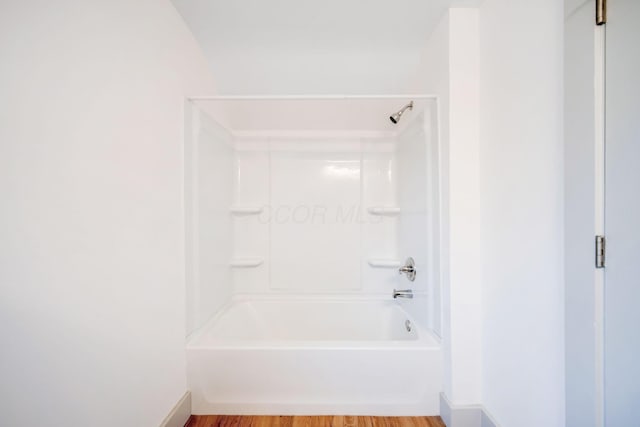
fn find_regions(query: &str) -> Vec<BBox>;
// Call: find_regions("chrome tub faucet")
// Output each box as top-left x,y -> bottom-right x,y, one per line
393,289 -> 413,299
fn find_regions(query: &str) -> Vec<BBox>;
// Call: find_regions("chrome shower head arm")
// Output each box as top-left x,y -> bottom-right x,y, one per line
389,101 -> 414,124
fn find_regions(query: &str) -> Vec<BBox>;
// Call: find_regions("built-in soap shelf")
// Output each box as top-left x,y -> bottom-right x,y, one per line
230,257 -> 264,268
230,206 -> 264,215
367,259 -> 402,268
367,207 -> 400,216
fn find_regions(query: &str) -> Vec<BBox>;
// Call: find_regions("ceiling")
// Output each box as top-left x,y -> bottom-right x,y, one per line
171,0 -> 465,95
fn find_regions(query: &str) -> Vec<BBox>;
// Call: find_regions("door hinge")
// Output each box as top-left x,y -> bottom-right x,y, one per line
596,235 -> 606,268
596,0 -> 607,25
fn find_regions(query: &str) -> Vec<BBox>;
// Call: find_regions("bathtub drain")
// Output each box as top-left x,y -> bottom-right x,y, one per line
405,319 -> 412,332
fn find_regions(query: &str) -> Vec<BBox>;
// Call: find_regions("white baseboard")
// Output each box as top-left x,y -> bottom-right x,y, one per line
480,409 -> 500,427
439,393 -> 499,427
159,391 -> 191,427
191,400 -> 438,416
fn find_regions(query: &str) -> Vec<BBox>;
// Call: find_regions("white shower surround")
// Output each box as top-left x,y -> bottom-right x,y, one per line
184,96 -> 442,415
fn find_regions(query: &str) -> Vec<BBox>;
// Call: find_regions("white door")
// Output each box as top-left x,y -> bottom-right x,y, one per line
604,0 -> 640,425
564,1 -> 604,425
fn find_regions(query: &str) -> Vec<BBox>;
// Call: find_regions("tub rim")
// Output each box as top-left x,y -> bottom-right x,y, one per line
186,294 -> 441,350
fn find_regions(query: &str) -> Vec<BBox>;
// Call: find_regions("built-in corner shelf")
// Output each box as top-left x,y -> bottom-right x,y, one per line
368,259 -> 402,268
230,206 -> 264,215
230,257 -> 264,268
367,207 -> 400,216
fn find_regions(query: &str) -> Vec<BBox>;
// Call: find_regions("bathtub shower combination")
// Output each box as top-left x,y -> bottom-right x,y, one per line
184,96 -> 443,415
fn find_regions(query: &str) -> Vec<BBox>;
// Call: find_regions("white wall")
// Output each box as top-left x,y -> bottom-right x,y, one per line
446,9 -> 482,406
0,1 -> 216,425
479,1 -> 565,426
412,5 -> 565,424
410,9 -> 483,406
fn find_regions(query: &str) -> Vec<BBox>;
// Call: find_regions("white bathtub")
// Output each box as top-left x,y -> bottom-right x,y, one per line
186,297 -> 443,415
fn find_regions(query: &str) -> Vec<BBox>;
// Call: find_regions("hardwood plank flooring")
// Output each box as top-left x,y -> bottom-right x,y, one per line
187,415 -> 446,427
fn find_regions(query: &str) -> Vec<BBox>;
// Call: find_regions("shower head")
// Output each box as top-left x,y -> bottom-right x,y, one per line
389,101 -> 414,124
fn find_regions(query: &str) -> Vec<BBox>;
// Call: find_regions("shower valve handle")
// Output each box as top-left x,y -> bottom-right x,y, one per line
398,257 -> 416,282
399,266 -> 414,274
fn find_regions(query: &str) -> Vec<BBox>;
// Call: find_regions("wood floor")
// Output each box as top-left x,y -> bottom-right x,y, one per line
187,415 -> 446,427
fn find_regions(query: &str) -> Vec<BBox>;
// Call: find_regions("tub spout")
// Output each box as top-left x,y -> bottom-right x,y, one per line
393,289 -> 413,299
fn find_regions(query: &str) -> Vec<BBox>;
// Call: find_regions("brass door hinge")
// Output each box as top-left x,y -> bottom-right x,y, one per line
596,235 -> 606,268
597,0 -> 607,25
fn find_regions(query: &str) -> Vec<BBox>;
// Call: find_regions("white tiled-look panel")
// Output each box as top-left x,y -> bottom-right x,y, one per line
361,145 -> 399,292
185,110 -> 234,335
269,151 -> 363,291
233,150 -> 270,293
396,114 -> 440,334
231,137 -> 406,295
